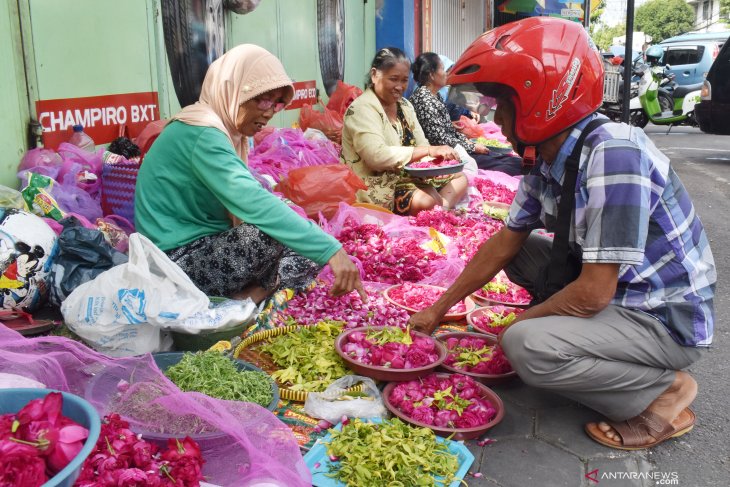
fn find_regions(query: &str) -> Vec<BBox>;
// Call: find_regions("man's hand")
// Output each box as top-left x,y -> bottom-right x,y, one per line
327,249 -> 367,301
409,307 -> 442,336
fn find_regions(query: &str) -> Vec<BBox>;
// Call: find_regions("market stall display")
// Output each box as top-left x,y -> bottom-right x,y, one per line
154,351 -> 278,410
385,283 -> 476,321
335,326 -> 446,381
304,417 -> 474,487
471,271 -> 532,307
467,305 -> 525,337
236,321 -> 361,401
404,158 -> 466,178
438,332 -> 516,385
383,373 -> 504,440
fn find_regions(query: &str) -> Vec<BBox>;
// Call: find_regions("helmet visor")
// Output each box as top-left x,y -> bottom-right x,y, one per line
446,83 -> 497,117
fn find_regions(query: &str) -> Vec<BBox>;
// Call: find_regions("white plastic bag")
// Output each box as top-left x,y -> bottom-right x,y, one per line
61,233 -> 209,356
303,375 -> 388,424
164,298 -> 257,334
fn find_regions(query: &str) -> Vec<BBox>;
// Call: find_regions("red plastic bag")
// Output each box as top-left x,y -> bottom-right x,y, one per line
298,104 -> 343,144
276,164 -> 367,220
454,115 -> 485,139
326,81 -> 363,117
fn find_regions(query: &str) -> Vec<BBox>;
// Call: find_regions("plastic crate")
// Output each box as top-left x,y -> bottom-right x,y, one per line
603,64 -> 622,103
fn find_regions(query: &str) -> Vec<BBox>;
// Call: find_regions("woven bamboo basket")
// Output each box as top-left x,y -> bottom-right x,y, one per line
233,325 -> 363,402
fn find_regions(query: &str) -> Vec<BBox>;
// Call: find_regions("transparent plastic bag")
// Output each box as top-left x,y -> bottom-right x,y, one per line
0,185 -> 27,210
303,375 -> 387,424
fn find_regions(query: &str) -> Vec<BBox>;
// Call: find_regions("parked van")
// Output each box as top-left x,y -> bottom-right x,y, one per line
696,39 -> 730,135
658,31 -> 729,86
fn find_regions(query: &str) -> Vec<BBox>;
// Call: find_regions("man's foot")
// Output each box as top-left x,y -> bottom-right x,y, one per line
585,371 -> 698,450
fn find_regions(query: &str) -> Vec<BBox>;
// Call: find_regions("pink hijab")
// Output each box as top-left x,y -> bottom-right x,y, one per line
173,44 -> 294,160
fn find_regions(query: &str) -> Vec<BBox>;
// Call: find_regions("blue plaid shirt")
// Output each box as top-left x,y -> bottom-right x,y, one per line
507,114 -> 716,347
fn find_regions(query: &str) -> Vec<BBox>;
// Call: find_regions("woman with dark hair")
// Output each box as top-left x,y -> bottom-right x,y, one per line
409,52 -> 521,176
340,47 -> 468,215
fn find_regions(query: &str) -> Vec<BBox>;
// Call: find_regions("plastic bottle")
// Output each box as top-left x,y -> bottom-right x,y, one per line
68,124 -> 96,152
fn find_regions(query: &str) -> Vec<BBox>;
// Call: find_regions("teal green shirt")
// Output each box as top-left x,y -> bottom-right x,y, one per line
135,121 -> 341,265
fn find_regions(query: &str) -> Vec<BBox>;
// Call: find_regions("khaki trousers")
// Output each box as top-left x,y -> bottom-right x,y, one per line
501,234 -> 703,421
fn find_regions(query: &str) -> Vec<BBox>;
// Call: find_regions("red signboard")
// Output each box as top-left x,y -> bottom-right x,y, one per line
36,92 -> 159,149
287,80 -> 318,110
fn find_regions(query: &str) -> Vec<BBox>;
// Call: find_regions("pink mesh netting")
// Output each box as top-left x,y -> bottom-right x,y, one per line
0,324 -> 310,487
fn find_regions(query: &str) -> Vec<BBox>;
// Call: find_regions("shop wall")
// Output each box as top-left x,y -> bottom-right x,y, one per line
0,0 -> 376,188
0,0 -> 30,189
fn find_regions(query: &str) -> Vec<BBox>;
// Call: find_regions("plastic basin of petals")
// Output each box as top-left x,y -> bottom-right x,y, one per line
383,284 -> 476,322
0,388 -> 101,487
470,288 -> 530,309
382,373 -> 505,441
436,332 -> 517,385
466,305 -> 525,338
335,326 -> 447,382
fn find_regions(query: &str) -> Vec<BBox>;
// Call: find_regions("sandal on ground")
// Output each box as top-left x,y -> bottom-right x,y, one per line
584,407 -> 695,450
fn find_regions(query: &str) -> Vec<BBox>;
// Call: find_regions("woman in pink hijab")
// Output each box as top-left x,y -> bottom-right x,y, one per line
135,44 -> 365,303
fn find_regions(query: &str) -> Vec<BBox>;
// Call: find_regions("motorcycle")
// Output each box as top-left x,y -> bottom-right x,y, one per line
635,63 -> 703,130
599,60 -> 646,126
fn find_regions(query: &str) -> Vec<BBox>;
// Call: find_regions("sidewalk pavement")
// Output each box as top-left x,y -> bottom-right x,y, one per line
464,380 -> 655,487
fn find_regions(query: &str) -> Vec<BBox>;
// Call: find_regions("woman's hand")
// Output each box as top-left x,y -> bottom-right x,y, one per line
429,145 -> 460,161
327,249 -> 367,301
473,143 -> 489,155
408,307 -> 442,336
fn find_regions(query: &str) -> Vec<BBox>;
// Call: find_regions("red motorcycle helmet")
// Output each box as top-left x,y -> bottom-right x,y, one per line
447,17 -> 604,147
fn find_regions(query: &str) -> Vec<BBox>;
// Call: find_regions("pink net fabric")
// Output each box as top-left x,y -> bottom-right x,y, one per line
0,324 -> 310,486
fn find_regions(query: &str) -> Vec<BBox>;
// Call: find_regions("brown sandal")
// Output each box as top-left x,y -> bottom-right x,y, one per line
585,407 -> 695,450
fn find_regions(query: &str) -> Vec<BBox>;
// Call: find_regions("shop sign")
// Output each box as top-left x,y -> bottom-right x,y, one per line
287,80 -> 318,110
36,92 -> 159,149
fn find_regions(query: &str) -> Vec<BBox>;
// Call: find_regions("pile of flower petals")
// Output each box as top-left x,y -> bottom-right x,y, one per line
275,282 -> 410,329
410,208 -> 504,261
337,222 -> 444,283
342,328 -> 440,369
388,282 -> 466,314
76,413 -> 205,486
443,336 -> 513,375
0,392 -> 89,487
388,374 -> 497,429
473,177 -> 516,205
408,158 -> 461,169
474,271 -> 532,305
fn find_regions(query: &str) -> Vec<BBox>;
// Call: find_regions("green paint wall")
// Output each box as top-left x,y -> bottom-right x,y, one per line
1,0 -> 375,189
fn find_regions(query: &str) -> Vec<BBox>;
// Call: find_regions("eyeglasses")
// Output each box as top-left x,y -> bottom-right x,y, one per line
254,97 -> 286,113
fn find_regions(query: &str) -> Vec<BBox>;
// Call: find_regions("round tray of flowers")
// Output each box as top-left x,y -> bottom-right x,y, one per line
471,271 -> 532,308
467,305 -> 525,338
437,332 -> 516,385
382,372 -> 504,440
335,326 -> 447,382
384,283 -> 476,322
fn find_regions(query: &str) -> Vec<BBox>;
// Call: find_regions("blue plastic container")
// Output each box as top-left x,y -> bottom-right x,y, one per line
0,388 -> 101,487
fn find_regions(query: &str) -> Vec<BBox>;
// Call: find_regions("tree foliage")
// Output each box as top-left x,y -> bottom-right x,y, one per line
591,23 -> 627,51
721,0 -> 730,21
635,0 -> 695,43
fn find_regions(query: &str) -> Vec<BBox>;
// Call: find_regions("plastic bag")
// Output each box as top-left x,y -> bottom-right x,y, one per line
49,217 -> 129,307
57,142 -> 103,197
0,185 -> 27,210
326,81 -> 363,117
20,172 -> 66,220
455,115 -> 485,139
50,181 -> 103,221
303,375 -> 387,424
298,104 -> 343,144
18,148 -> 64,181
61,233 -> 209,356
276,164 -> 367,220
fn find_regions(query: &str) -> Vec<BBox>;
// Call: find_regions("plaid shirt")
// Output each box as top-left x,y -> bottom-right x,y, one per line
507,114 -> 716,347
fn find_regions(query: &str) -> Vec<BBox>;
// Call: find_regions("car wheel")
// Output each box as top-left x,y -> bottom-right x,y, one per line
630,110 -> 649,128
317,0 -> 345,96
162,0 -> 225,107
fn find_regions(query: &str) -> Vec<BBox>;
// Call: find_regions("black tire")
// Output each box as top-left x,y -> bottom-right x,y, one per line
630,110 -> 649,128
658,92 -> 674,114
162,0 -> 225,107
317,0 -> 345,96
